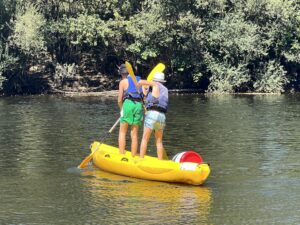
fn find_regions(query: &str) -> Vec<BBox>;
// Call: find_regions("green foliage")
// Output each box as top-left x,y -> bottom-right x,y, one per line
0,43 -> 18,90
0,1 -> 15,30
205,12 -> 264,92
1,0 -> 300,94
207,58 -> 250,93
66,12 -> 127,48
126,7 -> 167,60
68,14 -> 106,46
10,4 -> 46,55
284,41 -> 300,63
127,1 -> 207,87
204,0 -> 300,93
207,13 -> 268,64
169,11 -> 205,72
282,11 -> 300,63
254,60 -> 288,93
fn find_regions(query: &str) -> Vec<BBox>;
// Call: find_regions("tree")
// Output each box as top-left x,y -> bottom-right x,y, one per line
10,4 -> 46,55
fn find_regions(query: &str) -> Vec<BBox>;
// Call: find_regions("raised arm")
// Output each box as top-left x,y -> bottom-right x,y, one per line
139,80 -> 155,86
139,80 -> 160,98
139,80 -> 154,96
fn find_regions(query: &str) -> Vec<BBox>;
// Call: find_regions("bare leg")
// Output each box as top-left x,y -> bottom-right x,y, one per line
130,125 -> 139,157
119,122 -> 128,154
155,129 -> 164,160
140,127 -> 152,158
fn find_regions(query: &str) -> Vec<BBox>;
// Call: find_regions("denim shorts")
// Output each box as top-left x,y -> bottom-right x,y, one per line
144,110 -> 166,130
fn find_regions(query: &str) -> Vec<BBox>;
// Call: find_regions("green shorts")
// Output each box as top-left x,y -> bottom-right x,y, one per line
120,99 -> 143,126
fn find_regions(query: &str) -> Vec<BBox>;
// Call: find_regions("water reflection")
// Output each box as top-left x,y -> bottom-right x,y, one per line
81,167 -> 212,224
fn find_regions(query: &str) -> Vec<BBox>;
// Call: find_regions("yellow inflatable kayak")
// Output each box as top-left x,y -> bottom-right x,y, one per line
90,141 -> 210,185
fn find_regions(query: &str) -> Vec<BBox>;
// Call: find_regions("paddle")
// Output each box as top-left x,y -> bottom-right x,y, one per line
147,63 -> 165,81
125,61 -> 147,111
125,61 -> 166,100
125,61 -> 143,96
125,61 -> 168,160
78,118 -> 120,169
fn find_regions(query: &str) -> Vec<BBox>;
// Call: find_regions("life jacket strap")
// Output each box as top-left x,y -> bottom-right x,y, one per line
123,97 -> 143,103
147,106 -> 167,113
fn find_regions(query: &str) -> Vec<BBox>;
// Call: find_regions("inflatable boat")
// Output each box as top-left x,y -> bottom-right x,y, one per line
89,141 -> 210,185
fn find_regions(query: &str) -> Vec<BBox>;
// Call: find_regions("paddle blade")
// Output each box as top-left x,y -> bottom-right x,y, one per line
147,63 -> 166,81
78,153 -> 93,169
125,61 -> 134,77
125,61 -> 140,90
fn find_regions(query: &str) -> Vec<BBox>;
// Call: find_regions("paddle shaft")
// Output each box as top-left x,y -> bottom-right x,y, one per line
78,118 -> 120,169
100,118 -> 120,142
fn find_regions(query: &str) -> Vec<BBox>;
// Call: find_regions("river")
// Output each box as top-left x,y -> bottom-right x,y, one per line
0,94 -> 299,224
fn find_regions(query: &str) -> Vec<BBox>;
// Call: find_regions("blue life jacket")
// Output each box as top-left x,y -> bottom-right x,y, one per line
146,82 -> 168,113
123,75 -> 143,101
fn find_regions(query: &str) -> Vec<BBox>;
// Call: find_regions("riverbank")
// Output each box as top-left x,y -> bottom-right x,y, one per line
59,89 -> 285,97
61,90 -> 119,97
0,89 -> 289,98
60,89 -> 204,97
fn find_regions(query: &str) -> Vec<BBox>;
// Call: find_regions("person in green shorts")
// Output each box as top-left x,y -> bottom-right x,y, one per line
117,64 -> 143,157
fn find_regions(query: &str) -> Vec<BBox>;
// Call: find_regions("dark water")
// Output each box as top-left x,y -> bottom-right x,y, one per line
0,94 -> 300,225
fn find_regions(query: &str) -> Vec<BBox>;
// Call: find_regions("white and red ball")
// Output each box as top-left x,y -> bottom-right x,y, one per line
172,151 -> 203,163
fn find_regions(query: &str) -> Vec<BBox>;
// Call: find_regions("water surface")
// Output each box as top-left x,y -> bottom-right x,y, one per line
0,94 -> 299,224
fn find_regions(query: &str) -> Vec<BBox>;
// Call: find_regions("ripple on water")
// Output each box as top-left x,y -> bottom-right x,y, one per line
1,94 -> 300,224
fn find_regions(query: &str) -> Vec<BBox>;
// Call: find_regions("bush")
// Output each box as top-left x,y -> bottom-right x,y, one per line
207,58 -> 250,93
0,43 -> 18,91
10,4 -> 46,55
254,60 -> 288,93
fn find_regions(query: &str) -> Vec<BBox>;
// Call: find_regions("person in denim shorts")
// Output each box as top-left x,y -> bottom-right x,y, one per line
138,72 -> 168,160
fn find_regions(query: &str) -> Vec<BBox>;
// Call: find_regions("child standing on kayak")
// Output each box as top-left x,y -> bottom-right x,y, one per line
118,64 -> 143,157
138,72 -> 168,160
